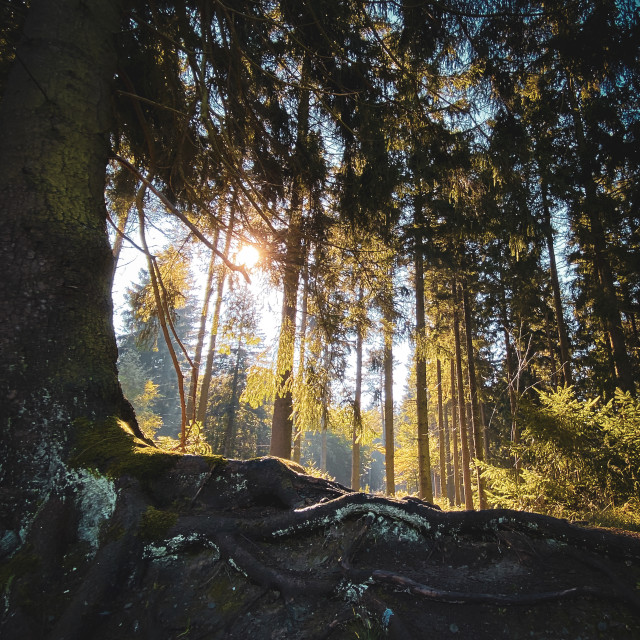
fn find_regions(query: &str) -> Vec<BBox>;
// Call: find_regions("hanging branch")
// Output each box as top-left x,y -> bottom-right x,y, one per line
113,154 -> 250,283
136,179 -> 188,451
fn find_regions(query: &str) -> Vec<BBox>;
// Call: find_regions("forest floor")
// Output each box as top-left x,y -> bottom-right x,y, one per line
3,434 -> 640,640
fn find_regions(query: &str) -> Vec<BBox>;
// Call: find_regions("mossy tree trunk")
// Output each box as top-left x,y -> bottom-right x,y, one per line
0,0 -> 138,532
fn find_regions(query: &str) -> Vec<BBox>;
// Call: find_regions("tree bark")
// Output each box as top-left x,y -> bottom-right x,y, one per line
196,209 -> 235,426
186,233 -> 219,423
436,359 -> 447,503
452,280 -> 474,510
450,359 -> 462,506
565,75 -> 634,394
415,239 -> 433,502
351,324 -> 363,491
540,177 -> 573,387
383,311 -> 395,496
461,281 -> 487,509
0,0 -> 136,531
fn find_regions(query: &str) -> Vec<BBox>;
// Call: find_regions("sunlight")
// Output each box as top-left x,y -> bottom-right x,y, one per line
236,244 -> 260,269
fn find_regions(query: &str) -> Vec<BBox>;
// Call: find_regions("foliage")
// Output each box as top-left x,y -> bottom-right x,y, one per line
118,350 -> 163,440
156,421 -> 213,456
484,387 -> 640,520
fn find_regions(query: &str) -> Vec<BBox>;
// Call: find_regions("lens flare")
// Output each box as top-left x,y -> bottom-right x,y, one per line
236,244 -> 260,268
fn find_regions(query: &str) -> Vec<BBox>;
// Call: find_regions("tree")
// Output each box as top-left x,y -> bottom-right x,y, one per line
0,0 -> 138,531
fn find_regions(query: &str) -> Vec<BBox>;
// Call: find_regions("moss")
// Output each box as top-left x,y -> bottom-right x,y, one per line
70,417 -> 182,483
138,506 -> 178,542
0,546 -> 40,591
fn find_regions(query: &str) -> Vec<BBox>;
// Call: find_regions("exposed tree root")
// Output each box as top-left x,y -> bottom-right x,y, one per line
3,455 -> 640,640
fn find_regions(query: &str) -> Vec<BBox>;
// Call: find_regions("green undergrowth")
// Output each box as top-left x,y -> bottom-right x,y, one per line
70,417 -> 225,484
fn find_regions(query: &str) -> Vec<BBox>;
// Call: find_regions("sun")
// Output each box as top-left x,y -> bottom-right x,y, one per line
236,244 -> 260,269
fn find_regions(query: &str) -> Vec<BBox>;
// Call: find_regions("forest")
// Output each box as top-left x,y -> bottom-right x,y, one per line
108,0 -> 640,526
1,1 -> 639,638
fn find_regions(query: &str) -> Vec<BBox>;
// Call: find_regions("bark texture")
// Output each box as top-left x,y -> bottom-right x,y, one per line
0,0 -> 138,532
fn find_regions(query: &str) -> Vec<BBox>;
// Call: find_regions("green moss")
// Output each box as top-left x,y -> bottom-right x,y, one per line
138,506 -> 178,542
70,417 -> 182,482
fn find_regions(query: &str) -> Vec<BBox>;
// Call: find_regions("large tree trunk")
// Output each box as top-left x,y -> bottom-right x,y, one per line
270,209 -> 302,458
0,0 -> 136,533
270,68 -> 310,458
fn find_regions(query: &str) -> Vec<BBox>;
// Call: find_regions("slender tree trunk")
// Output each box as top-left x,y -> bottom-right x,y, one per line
540,178 -> 573,387
461,281 -> 487,509
449,359 -> 462,506
351,325 -> 363,491
453,280 -> 474,510
414,212 -> 433,502
443,399 -> 454,505
196,209 -> 235,426
383,312 -> 395,496
500,296 -> 520,478
223,338 -> 242,457
137,193 -> 187,450
293,260 -> 309,464
480,401 -> 489,462
436,359 -> 446,503
186,235 -> 219,423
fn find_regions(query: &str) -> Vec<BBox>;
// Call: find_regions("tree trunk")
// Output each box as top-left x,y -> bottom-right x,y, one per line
565,76 -> 635,394
0,0 -> 138,532
351,325 -> 363,491
196,210 -> 235,426
383,311 -> 395,496
223,338 -> 242,457
137,193 -> 187,450
461,281 -> 487,509
453,280 -> 474,510
450,359 -> 462,506
414,209 -> 433,502
293,260 -> 309,464
443,398 -> 455,505
186,234 -> 219,423
436,359 -> 447,503
540,177 -> 573,387
499,293 -> 520,478
270,66 -> 310,458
